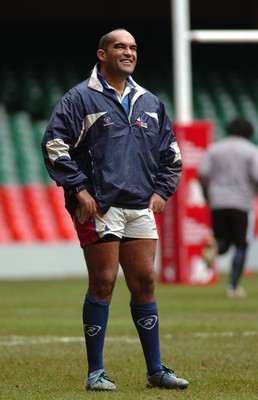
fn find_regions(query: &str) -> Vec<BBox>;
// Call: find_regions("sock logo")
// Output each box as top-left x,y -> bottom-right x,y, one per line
137,315 -> 158,330
84,324 -> 102,336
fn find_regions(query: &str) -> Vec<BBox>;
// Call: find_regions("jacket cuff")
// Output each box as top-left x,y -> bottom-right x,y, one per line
72,184 -> 87,194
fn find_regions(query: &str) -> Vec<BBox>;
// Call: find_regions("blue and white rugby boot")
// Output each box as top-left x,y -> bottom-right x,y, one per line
146,364 -> 189,389
86,369 -> 116,391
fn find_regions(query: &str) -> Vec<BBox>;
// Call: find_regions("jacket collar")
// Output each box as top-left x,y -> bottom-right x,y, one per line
88,64 -> 146,97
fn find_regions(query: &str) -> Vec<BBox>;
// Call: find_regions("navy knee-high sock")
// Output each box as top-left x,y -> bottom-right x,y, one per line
230,245 -> 247,288
82,294 -> 110,375
130,302 -> 161,375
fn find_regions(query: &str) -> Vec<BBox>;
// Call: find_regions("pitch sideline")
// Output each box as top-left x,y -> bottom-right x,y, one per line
0,331 -> 257,346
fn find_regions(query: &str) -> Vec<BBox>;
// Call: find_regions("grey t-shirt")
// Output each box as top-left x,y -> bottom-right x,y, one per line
198,136 -> 258,211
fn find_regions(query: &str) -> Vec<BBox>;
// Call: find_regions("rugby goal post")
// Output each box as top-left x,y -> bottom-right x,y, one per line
158,0 -> 258,284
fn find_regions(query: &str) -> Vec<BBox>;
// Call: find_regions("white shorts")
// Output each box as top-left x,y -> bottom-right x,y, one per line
74,206 -> 159,247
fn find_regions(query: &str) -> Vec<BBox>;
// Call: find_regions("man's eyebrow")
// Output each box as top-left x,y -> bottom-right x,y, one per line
113,41 -> 138,49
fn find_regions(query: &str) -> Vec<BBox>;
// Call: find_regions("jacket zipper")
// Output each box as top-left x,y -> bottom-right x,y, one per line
89,149 -> 99,202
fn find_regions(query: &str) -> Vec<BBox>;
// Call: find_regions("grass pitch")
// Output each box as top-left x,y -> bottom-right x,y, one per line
0,274 -> 258,399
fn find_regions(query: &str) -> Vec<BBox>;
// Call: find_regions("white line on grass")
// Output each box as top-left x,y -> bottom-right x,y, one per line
0,332 -> 257,346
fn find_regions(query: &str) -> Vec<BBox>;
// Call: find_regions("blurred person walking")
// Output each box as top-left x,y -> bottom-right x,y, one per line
198,118 -> 258,298
41,29 -> 188,391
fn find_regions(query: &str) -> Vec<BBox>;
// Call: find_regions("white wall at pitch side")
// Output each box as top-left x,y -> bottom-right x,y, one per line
0,239 -> 257,280
0,241 -> 161,280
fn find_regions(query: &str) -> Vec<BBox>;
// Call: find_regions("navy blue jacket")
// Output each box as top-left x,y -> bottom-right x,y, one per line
41,65 -> 182,215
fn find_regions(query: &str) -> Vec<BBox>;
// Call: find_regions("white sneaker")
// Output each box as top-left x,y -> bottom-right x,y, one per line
234,287 -> 247,298
226,286 -> 246,298
86,369 -> 116,391
147,364 -> 189,389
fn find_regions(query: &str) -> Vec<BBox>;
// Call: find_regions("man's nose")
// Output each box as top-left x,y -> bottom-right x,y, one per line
124,47 -> 133,55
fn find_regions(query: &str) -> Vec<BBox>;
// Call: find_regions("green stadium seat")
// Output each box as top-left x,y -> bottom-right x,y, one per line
9,112 -> 46,184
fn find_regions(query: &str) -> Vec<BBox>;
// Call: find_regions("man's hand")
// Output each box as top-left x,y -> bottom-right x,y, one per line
148,193 -> 166,214
75,189 -> 98,222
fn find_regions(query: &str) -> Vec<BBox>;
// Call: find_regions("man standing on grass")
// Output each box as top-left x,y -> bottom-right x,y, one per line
41,28 -> 189,391
199,118 -> 258,298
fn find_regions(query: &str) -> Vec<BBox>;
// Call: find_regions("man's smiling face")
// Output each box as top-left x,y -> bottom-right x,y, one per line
98,30 -> 137,79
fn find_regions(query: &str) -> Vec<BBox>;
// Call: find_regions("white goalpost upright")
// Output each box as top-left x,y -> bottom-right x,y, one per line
171,0 -> 193,122
171,0 -> 258,122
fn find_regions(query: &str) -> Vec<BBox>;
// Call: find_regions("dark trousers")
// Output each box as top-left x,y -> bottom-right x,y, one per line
211,209 -> 248,288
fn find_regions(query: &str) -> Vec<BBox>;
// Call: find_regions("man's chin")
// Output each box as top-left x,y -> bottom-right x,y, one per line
120,66 -> 135,76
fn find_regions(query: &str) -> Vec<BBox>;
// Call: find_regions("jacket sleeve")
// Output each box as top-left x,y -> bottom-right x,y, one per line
41,92 -> 88,193
154,103 -> 182,200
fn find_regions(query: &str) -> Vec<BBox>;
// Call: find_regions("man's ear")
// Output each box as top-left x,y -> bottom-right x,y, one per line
97,49 -> 106,61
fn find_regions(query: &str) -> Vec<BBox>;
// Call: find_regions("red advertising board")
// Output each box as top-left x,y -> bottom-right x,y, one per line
159,121 -> 218,284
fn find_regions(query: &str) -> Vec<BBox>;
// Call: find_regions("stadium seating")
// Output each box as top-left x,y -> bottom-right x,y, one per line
0,63 -> 258,243
0,99 -> 77,243
0,183 -> 77,243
